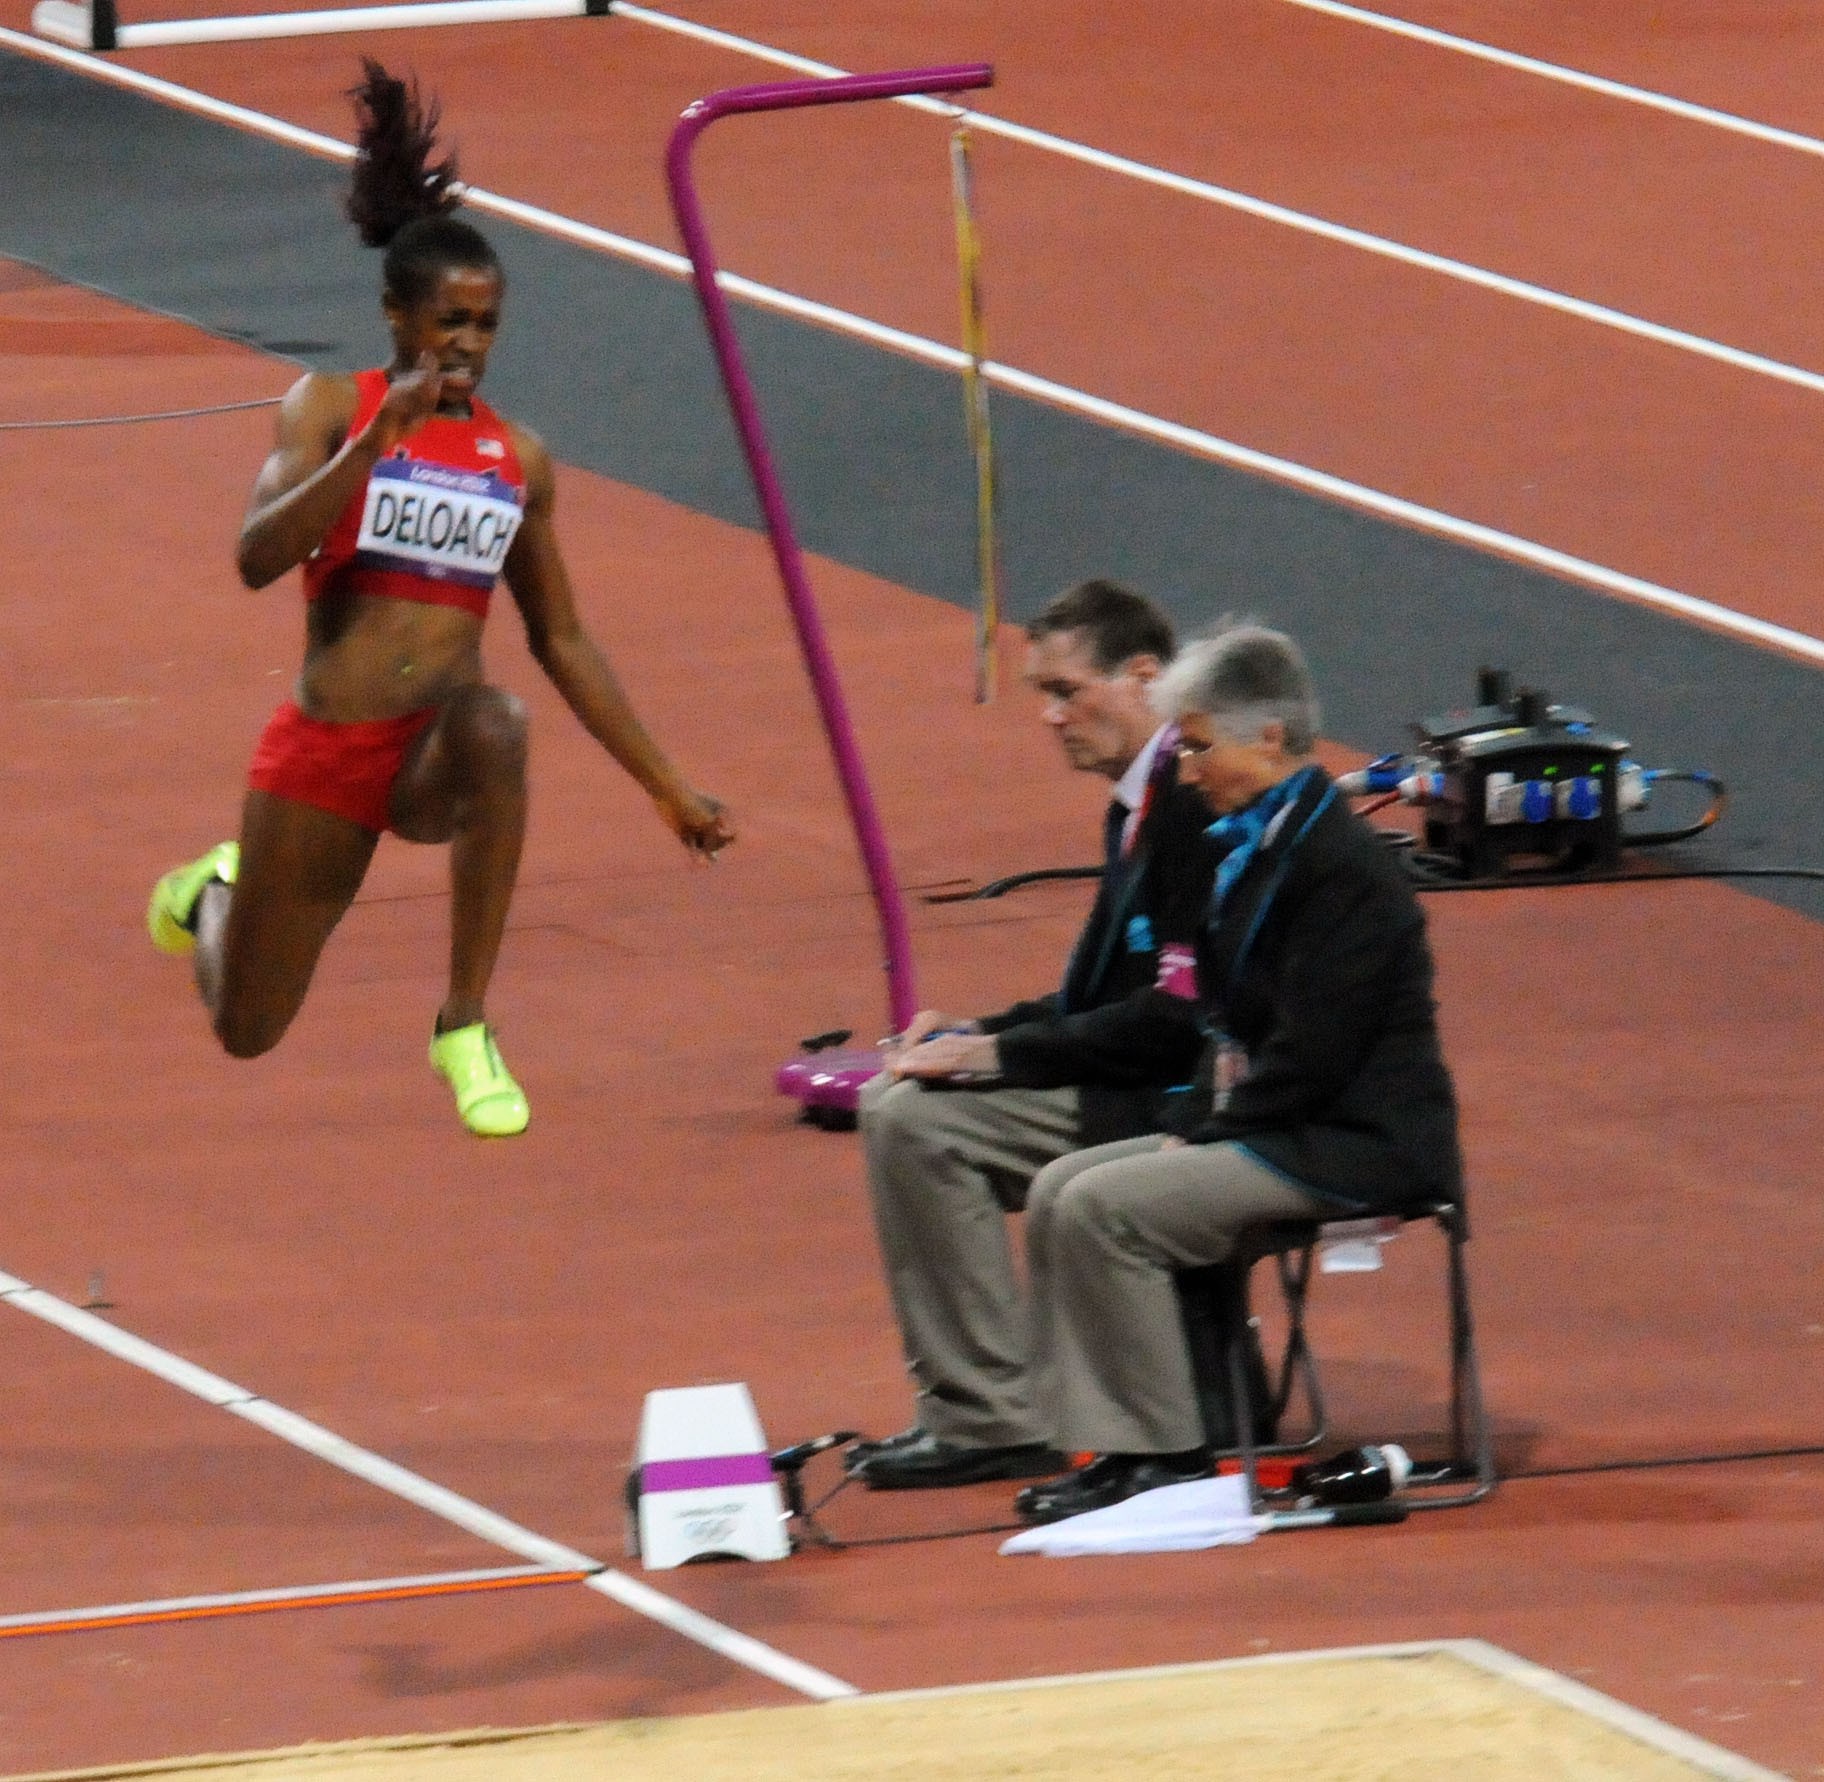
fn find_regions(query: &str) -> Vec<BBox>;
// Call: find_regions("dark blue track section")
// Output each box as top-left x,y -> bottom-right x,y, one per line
7,49 -> 1821,915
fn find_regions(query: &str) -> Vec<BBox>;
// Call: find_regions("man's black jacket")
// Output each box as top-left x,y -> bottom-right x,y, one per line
976,748 -> 1211,1147
1173,766 -> 1464,1211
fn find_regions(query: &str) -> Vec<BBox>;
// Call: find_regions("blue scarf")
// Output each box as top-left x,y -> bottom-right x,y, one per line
1206,766 -> 1318,918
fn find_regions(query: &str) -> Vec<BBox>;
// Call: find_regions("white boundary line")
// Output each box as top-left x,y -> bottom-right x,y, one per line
20,0 -> 1824,401
0,1566 -> 573,1630
1278,0 -> 1824,162
15,10 -> 1824,403
0,1643 -> 1786,1777
610,3 -> 1824,397
0,1269 -> 858,1701
845,1642 -> 1788,1781
1450,1640 -> 1789,1782
0,22 -> 358,156
30,0 -> 595,46
5,23 -> 1824,671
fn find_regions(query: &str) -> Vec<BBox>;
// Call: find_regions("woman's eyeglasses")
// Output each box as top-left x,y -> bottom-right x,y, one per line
1172,734 -> 1215,759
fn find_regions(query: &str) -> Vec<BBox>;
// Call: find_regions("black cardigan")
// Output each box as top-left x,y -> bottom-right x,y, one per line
1174,767 -> 1464,1212
977,751 -> 1211,1147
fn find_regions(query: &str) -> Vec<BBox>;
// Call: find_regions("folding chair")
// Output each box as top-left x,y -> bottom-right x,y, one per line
1178,1196 -> 1496,1514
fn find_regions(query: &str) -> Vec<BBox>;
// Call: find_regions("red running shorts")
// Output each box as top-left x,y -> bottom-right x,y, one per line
247,701 -> 437,834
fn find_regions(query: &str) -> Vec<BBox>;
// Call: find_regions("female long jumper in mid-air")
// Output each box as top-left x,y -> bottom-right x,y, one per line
147,62 -> 734,1136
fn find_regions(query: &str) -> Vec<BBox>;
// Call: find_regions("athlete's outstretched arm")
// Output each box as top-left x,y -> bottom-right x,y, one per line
502,426 -> 734,859
235,358 -> 443,589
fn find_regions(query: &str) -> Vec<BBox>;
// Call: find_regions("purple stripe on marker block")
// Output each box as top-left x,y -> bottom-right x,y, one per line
642,1453 -> 776,1492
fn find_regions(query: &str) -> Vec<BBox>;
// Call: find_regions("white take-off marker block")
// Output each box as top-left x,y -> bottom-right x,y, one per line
631,1383 -> 790,1570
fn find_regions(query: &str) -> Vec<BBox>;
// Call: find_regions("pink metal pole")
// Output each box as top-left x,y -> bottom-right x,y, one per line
665,64 -> 994,1034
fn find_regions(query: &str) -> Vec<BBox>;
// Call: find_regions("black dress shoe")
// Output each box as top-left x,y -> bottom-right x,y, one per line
842,1426 -> 925,1470
1014,1450 -> 1213,1524
849,1429 -> 1067,1490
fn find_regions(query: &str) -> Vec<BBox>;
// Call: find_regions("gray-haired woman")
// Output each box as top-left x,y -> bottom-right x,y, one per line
1015,620 -> 1463,1525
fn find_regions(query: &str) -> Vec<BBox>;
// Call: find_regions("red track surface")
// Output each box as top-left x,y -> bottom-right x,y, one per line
4,8 -> 1824,1776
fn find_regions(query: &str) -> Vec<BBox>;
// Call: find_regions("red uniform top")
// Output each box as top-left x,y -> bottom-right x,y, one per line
304,368 -> 528,620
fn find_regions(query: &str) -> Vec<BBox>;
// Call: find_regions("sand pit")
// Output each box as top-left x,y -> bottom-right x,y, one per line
8,1645 -> 1776,1782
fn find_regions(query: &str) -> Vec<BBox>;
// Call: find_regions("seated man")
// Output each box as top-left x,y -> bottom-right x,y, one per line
852,579 -> 1212,1490
1012,620 -> 1465,1525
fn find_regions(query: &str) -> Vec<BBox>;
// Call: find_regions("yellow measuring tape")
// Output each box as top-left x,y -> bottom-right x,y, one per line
950,124 -> 1003,703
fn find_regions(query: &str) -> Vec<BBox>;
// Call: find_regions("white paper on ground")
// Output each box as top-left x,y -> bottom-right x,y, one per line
999,1474 -> 1263,1558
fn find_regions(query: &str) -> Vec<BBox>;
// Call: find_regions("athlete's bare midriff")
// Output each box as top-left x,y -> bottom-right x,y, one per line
298,589 -> 486,721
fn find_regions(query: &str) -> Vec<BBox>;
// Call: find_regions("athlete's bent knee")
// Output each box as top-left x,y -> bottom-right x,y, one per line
445,684 -> 528,781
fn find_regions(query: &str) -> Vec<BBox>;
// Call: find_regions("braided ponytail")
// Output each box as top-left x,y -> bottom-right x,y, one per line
345,60 -> 500,307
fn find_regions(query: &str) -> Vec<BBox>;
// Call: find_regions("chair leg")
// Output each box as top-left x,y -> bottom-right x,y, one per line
1179,1255 -> 1323,1462
1266,1244 -> 1326,1452
1403,1205 -> 1496,1509
1200,1205 -> 1497,1516
1221,1244 -> 1331,1512
1222,1303 -> 1264,1511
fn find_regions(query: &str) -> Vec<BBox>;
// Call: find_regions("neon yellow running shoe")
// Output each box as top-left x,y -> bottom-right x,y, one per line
429,1022 -> 530,1137
146,841 -> 239,955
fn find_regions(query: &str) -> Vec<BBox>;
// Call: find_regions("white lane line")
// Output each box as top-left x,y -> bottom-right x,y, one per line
610,3 -> 1824,395
0,1269 -> 858,1700
13,17 -> 1824,404
0,1567 -> 572,1630
5,24 -> 1822,671
977,363 -> 1824,670
32,0 -> 594,48
583,1569 -> 856,1695
223,1398 -> 597,1572
1278,0 -> 1824,162
1,1275 -> 250,1404
0,23 -> 353,157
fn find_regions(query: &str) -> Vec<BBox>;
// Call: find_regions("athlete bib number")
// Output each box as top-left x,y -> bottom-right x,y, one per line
354,455 -> 524,588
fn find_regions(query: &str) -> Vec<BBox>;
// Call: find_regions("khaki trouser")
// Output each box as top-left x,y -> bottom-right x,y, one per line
858,1073 -> 1082,1447
1027,1136 -> 1324,1453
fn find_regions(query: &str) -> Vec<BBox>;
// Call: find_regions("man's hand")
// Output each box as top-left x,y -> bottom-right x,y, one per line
658,786 -> 735,860
889,1032 -> 1000,1081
